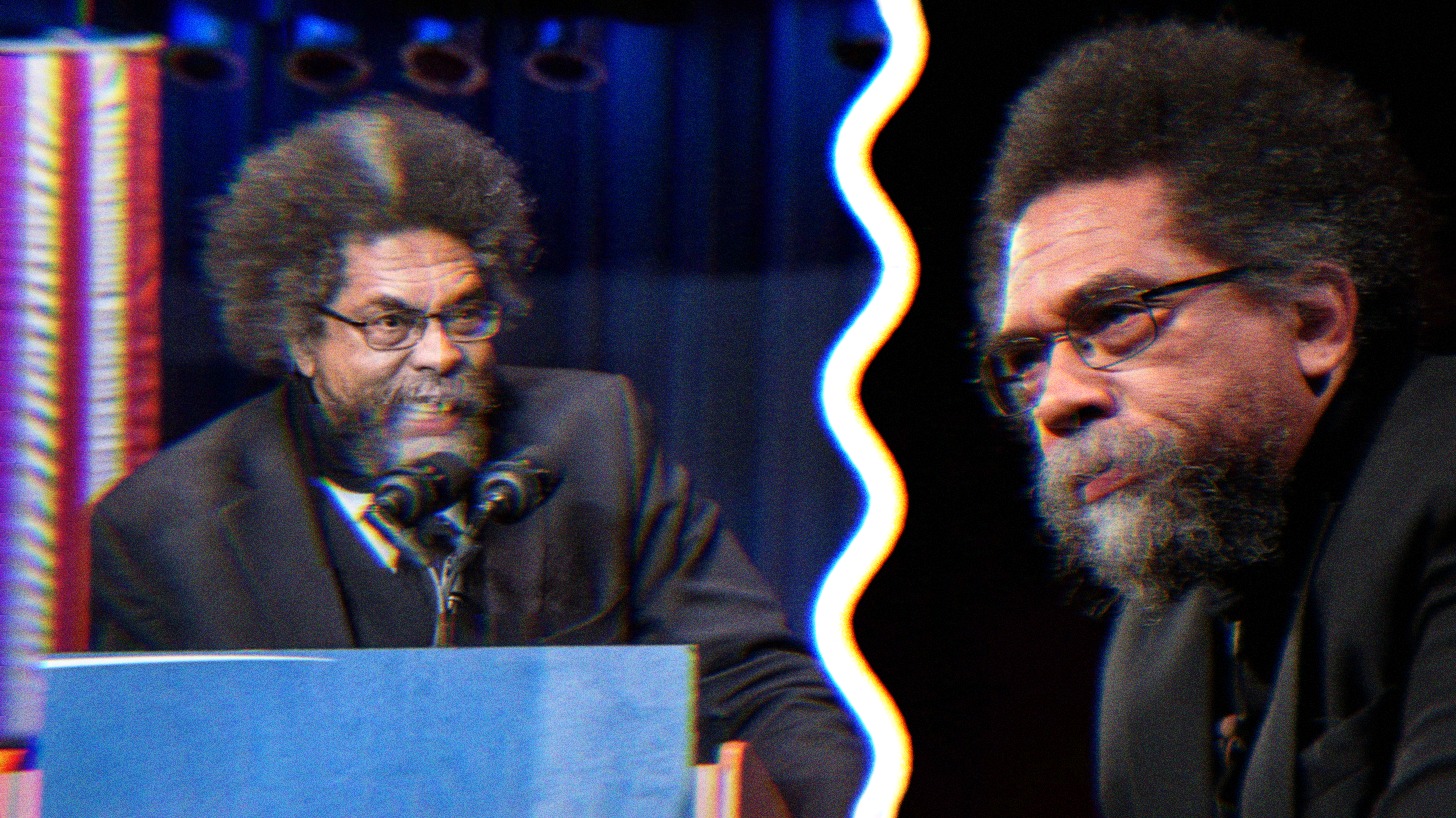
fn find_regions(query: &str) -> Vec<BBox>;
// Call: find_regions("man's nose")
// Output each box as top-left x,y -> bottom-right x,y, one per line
1031,341 -> 1114,440
406,317 -> 465,375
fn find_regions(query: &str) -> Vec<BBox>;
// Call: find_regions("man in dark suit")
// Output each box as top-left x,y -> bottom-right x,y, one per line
89,97 -> 864,818
973,22 -> 1456,818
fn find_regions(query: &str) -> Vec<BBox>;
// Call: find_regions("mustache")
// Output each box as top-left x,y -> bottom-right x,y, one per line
1039,427 -> 1166,498
375,370 -> 501,416
1033,424 -> 1287,606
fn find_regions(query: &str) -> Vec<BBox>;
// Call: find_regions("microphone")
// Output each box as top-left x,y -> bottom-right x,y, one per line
467,446 -> 559,531
378,447 -> 554,647
367,451 -> 475,529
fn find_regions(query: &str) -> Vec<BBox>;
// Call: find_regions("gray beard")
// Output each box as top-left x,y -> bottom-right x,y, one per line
1035,428 -> 1286,607
324,369 -> 500,479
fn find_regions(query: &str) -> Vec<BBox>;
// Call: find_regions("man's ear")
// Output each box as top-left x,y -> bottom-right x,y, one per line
287,338 -> 318,379
1289,263 -> 1358,389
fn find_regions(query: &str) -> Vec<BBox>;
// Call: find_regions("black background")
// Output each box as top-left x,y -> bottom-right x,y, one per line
859,2 -> 1456,815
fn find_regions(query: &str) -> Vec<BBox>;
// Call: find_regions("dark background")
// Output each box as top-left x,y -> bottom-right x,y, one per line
10,1 -> 1456,815
861,3 -> 1456,816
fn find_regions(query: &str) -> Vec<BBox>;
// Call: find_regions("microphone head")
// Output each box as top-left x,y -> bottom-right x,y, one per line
370,451 -> 475,527
471,446 -> 560,525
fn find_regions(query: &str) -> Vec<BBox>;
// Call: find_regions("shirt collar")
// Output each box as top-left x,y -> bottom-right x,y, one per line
317,476 -> 468,573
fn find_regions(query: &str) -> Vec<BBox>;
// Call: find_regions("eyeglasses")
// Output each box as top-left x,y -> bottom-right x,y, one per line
979,266 -> 1252,416
315,301 -> 503,351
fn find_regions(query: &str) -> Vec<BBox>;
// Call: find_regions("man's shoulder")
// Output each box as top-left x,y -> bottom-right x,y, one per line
96,387 -> 291,511
496,365 -> 636,401
1306,354 -> 1456,658
1318,355 -> 1456,554
491,365 -> 655,466
1360,355 -> 1456,485
495,365 -> 646,422
1385,354 -> 1456,423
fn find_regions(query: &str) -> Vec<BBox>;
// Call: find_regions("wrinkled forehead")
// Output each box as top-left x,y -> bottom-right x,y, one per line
995,174 -> 1197,335
334,228 -> 485,306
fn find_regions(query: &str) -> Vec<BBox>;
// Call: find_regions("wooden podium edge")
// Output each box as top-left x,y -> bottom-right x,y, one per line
695,741 -> 791,818
0,771 -> 41,818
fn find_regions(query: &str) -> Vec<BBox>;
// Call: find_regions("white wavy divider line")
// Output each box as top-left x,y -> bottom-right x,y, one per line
813,2 -> 927,818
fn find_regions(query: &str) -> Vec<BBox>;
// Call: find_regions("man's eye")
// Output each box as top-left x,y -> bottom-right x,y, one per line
999,342 -> 1048,377
370,313 -> 412,329
441,306 -> 481,322
1076,301 -> 1144,334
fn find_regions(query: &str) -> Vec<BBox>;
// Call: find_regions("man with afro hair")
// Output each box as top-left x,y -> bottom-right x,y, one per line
976,21 -> 1455,818
90,97 -> 866,818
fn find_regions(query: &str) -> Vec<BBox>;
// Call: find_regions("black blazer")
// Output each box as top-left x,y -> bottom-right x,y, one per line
90,365 -> 866,818
1097,356 -> 1456,818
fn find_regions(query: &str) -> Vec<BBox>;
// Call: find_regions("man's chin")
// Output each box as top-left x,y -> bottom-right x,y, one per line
390,436 -> 484,468
322,394 -> 494,481
1048,478 -> 1285,607
1063,496 -> 1176,603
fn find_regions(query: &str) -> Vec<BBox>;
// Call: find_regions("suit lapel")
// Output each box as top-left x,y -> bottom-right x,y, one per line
478,366 -> 623,646
217,390 -> 353,648
1102,588 -> 1219,818
477,379 -> 549,644
1239,495 -> 1338,818
1238,597 -> 1302,818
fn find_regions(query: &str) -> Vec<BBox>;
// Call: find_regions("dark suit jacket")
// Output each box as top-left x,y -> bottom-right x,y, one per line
1097,356 -> 1456,818
90,365 -> 866,818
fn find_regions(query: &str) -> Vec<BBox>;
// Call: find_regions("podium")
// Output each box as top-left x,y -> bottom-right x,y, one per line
4,646 -> 789,818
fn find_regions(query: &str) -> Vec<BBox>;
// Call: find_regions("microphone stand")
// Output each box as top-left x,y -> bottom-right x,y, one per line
364,505 -> 482,648
367,448 -> 558,647
433,534 -> 483,648
431,463 -> 552,646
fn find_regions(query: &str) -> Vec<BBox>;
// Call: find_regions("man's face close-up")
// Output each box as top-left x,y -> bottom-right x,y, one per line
292,227 -> 500,477
992,172 -> 1322,602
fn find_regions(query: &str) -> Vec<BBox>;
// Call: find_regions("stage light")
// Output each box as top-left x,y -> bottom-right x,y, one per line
399,17 -> 488,96
162,0 -> 247,89
523,18 -> 606,93
832,0 -> 889,72
286,13 -> 371,95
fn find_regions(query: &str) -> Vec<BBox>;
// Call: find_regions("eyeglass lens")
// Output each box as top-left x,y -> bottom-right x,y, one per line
983,299 -> 1158,415
363,304 -> 502,350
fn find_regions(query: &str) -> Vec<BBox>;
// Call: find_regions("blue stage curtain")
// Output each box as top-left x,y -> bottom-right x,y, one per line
157,1 -> 875,634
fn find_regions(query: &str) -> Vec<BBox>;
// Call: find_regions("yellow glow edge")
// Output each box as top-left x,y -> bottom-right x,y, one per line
813,2 -> 927,818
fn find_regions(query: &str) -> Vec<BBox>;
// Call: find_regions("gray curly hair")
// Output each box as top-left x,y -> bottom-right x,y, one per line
975,21 -> 1433,359
204,96 -> 536,376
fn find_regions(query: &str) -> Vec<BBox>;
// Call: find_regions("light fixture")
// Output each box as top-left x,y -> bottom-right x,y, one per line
832,0 -> 888,72
286,13 -> 371,95
399,17 -> 488,96
523,18 -> 606,93
162,0 -> 247,89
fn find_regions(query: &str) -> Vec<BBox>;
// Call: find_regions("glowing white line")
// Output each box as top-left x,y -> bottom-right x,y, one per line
814,2 -> 927,818
86,50 -> 131,504
40,653 -> 336,668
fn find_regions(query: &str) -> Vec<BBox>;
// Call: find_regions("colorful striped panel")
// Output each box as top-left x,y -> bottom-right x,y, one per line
0,35 -> 162,740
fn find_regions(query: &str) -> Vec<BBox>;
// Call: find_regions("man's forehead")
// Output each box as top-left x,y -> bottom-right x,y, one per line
1005,188 -> 1162,268
336,229 -> 484,301
996,173 -> 1207,331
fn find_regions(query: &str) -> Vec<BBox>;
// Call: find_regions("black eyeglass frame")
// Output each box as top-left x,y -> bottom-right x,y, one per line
315,301 -> 504,351
979,265 -> 1255,416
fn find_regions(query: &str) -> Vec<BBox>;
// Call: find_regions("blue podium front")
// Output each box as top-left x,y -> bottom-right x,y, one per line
37,646 -> 695,818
